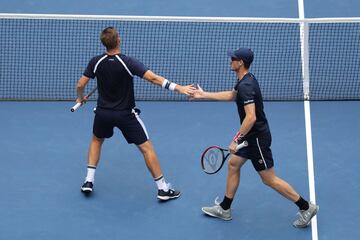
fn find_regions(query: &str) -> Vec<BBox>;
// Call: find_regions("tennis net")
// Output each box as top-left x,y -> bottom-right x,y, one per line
0,14 -> 359,101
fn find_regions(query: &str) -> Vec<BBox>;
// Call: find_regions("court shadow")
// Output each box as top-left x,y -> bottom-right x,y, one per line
81,191 -> 94,198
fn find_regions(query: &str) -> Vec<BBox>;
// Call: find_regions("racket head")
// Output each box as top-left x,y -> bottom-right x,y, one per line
201,146 -> 228,174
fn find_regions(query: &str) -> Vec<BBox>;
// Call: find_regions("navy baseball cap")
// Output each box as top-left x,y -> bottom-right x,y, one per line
227,48 -> 254,64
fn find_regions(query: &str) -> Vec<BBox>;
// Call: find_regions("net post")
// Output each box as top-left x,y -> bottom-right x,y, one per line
300,21 -> 310,100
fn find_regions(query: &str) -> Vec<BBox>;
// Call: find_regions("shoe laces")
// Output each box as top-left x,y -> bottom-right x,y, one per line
296,211 -> 306,223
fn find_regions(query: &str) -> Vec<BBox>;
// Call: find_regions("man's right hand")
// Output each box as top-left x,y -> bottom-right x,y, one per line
176,84 -> 197,96
76,96 -> 88,104
189,84 -> 206,99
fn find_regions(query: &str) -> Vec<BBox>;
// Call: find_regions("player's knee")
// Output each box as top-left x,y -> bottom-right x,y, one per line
261,176 -> 276,187
261,177 -> 271,186
138,140 -> 154,155
228,159 -> 240,170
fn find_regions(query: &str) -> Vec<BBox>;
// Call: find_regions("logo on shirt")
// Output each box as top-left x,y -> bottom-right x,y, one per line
258,159 -> 264,164
244,99 -> 254,104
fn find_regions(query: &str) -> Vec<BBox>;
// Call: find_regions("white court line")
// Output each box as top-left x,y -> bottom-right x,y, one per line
298,0 -> 319,239
304,101 -> 318,239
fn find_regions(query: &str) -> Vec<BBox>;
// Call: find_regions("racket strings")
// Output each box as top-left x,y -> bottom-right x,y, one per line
202,148 -> 224,173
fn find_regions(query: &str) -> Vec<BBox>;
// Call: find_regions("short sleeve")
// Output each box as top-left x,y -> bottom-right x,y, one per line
239,82 -> 255,105
124,56 -> 149,78
233,81 -> 240,91
83,57 -> 97,79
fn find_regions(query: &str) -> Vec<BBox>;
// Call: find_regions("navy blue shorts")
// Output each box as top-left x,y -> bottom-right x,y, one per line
235,132 -> 274,172
93,107 -> 149,145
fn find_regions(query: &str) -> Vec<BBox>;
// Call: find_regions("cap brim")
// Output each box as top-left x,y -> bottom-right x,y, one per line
227,50 -> 237,58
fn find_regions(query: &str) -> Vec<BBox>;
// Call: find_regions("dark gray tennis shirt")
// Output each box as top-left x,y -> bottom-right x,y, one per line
84,53 -> 149,110
234,72 -> 270,138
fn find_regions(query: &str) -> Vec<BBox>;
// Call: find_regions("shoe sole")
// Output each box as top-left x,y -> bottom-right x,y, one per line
201,208 -> 232,221
157,193 -> 181,201
293,205 -> 319,228
81,187 -> 93,193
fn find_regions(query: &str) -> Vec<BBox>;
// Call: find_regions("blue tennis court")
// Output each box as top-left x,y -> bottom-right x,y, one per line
1,1 -> 359,240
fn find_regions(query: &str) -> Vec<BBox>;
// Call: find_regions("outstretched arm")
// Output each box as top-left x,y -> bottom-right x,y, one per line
143,70 -> 195,95
190,85 -> 237,101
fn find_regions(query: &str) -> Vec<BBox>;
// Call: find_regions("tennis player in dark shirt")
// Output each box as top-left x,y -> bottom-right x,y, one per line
191,48 -> 318,227
76,27 -> 195,201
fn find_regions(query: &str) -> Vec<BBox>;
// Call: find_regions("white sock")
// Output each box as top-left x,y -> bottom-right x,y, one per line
154,175 -> 169,191
85,165 -> 96,183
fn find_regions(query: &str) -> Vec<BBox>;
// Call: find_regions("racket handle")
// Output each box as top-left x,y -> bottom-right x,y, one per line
236,140 -> 248,151
70,102 -> 82,112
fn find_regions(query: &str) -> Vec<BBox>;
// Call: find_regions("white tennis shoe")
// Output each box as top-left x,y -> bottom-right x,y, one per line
293,202 -> 319,228
201,197 -> 232,221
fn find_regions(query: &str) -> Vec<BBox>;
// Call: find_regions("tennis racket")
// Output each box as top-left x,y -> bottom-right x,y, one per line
70,87 -> 97,112
201,141 -> 248,174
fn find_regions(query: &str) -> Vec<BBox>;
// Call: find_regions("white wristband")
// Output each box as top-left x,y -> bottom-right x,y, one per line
162,79 -> 169,88
169,82 -> 177,91
162,79 -> 177,91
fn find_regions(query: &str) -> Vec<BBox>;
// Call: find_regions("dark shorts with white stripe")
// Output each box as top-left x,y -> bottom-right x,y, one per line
93,107 -> 149,145
235,132 -> 274,172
